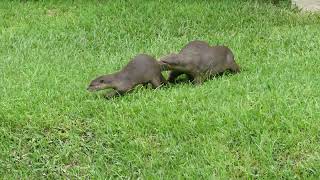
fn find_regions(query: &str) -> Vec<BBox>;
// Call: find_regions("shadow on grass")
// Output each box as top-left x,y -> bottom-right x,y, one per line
87,68 -> 246,101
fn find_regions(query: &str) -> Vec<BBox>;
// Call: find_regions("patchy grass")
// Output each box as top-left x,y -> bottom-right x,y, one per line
0,0 -> 319,178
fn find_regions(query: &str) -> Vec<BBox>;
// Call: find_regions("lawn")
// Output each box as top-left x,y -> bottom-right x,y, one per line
0,0 -> 320,178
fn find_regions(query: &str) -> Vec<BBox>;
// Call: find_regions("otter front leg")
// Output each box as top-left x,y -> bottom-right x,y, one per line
186,74 -> 194,82
168,71 -> 183,83
104,91 -> 121,99
104,85 -> 129,99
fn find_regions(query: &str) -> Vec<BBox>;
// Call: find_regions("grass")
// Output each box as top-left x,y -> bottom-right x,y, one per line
0,0 -> 320,178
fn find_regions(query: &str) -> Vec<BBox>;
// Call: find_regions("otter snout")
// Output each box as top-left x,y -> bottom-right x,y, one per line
87,85 -> 96,92
87,81 -> 111,92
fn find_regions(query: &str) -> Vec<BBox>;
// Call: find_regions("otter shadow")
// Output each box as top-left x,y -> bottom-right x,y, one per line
167,70 -> 242,85
90,83 -> 169,100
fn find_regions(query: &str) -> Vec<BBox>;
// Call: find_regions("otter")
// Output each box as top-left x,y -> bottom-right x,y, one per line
159,40 -> 240,84
88,54 -> 167,98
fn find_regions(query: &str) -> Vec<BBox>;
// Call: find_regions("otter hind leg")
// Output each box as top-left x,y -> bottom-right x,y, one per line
193,75 -> 204,85
150,74 -> 167,89
150,79 -> 161,89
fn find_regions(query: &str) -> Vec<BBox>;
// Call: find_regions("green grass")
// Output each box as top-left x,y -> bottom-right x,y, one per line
0,0 -> 320,178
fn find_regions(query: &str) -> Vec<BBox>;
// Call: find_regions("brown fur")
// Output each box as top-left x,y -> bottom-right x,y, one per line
88,54 -> 167,98
159,40 -> 240,84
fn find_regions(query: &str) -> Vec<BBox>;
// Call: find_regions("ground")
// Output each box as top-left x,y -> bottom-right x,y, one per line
292,0 -> 320,11
0,0 -> 320,179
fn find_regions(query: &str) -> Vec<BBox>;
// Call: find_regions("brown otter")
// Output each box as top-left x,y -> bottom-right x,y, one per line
88,54 -> 167,98
159,40 -> 240,84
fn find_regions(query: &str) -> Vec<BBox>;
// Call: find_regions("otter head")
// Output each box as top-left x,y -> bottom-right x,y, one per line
159,53 -> 188,72
87,74 -> 115,92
